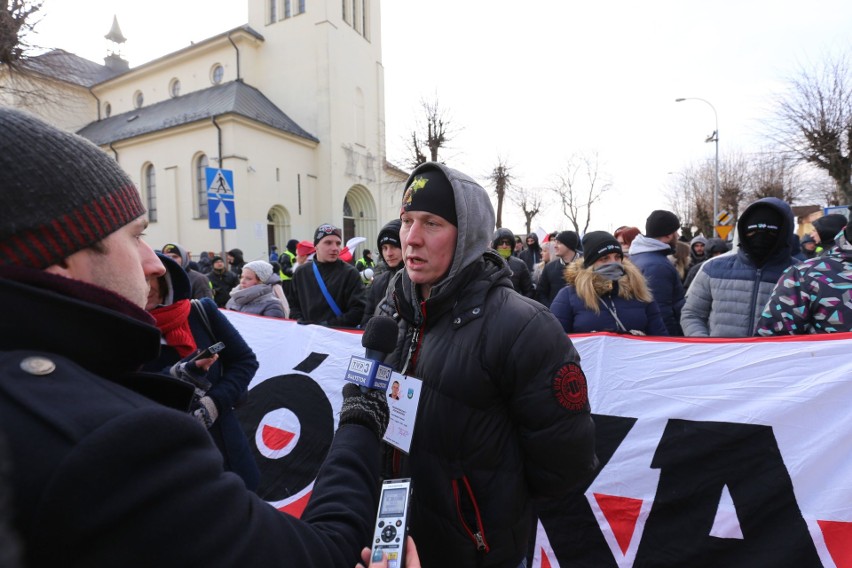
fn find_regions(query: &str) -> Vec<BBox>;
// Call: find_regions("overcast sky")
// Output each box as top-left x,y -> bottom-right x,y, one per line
32,0 -> 852,234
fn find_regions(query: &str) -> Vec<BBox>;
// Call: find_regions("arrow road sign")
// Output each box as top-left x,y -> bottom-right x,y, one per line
206,167 -> 236,230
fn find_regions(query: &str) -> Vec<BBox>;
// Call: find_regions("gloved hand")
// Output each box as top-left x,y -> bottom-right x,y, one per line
339,383 -> 390,440
192,396 -> 219,429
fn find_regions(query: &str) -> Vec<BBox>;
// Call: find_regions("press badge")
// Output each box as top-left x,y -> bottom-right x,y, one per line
382,372 -> 422,454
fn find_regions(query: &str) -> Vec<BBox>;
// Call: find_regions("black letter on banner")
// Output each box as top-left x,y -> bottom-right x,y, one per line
634,419 -> 821,567
535,414 -> 636,567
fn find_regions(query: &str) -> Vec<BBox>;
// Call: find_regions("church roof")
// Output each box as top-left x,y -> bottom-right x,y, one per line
77,80 -> 318,145
19,49 -> 124,87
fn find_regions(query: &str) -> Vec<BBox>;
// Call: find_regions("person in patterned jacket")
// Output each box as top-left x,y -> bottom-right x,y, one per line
755,219 -> 852,335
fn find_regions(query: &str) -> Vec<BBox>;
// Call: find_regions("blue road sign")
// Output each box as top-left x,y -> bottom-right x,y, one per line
206,168 -> 236,230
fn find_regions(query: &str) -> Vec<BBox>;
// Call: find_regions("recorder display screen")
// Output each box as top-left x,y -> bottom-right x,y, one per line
379,487 -> 407,517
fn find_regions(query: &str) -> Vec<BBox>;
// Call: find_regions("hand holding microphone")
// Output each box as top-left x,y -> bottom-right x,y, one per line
339,316 -> 398,439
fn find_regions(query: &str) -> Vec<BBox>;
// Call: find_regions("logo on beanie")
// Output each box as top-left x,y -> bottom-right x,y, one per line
552,362 -> 588,412
402,176 -> 429,209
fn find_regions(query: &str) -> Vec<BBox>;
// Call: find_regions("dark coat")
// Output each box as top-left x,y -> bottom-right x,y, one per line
505,255 -> 535,298
536,259 -> 569,307
550,282 -> 668,335
360,262 -> 403,327
208,268 -> 239,308
289,259 -> 366,327
380,253 -> 597,568
0,266 -> 380,567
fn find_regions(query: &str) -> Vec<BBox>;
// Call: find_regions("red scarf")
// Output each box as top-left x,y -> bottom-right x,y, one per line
150,299 -> 197,357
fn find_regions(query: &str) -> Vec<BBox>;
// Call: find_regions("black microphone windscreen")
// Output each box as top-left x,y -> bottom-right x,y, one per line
362,315 -> 398,354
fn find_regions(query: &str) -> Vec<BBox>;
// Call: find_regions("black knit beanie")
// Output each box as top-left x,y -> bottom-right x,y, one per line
401,169 -> 458,226
555,230 -> 580,251
582,231 -> 623,267
645,210 -> 681,238
377,219 -> 402,249
314,223 -> 342,246
813,214 -> 847,245
0,108 -> 146,268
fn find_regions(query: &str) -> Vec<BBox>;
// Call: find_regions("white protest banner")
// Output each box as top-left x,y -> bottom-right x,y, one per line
223,311 -> 852,567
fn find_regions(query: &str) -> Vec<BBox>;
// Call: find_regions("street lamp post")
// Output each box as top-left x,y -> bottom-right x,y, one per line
676,97 -> 719,238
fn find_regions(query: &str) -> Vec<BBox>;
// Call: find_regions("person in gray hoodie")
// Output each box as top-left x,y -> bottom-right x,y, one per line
681,197 -> 797,337
162,242 -> 213,301
378,162 -> 597,568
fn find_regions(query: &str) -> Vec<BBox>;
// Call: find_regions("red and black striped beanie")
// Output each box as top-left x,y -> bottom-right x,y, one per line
0,107 -> 145,269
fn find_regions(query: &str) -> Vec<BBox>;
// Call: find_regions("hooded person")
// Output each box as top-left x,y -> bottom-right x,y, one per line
491,227 -> 535,298
288,223 -> 366,327
800,233 -> 818,259
143,253 -> 260,488
681,197 -> 797,337
811,214 -> 847,255
377,162 -> 597,568
628,210 -> 686,335
226,248 -> 245,277
162,242 -> 213,301
550,231 -> 668,335
225,259 -> 288,318
361,219 -> 405,327
757,215 -> 852,335
683,237 -> 729,290
689,235 -> 708,268
519,232 -> 542,272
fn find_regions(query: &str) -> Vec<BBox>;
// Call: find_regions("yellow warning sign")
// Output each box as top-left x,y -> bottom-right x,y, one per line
716,211 -> 733,225
716,225 -> 733,240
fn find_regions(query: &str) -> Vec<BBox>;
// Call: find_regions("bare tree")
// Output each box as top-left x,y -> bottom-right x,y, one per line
509,185 -> 544,236
406,95 -> 455,168
771,52 -> 852,203
0,0 -> 42,66
487,157 -> 512,228
549,151 -> 611,234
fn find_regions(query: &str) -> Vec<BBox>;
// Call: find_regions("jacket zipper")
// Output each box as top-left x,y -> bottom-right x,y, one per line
748,267 -> 762,333
401,301 -> 427,375
451,476 -> 490,553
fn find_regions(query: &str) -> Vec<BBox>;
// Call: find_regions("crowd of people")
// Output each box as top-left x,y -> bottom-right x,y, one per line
2,106 -> 850,567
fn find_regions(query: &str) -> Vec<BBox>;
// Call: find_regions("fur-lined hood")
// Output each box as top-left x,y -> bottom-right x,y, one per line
564,257 -> 652,310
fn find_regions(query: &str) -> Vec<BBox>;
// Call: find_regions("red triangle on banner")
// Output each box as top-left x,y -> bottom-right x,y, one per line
594,493 -> 643,555
262,424 -> 295,450
818,520 -> 852,568
540,547 -> 552,568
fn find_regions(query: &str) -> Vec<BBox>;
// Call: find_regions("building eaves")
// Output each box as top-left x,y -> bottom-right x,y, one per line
18,49 -> 123,87
77,80 -> 319,146
93,25 -> 264,86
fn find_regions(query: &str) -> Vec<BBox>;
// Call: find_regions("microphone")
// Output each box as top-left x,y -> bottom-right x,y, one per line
345,315 -> 398,391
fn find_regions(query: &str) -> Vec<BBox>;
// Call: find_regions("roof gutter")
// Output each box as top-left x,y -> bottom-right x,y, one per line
108,142 -> 119,161
88,86 -> 102,121
227,31 -> 241,80
212,115 -> 223,166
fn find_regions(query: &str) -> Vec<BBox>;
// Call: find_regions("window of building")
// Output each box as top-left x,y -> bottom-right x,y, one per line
134,90 -> 144,109
169,78 -> 181,98
353,0 -> 362,34
298,0 -> 305,14
361,0 -> 369,39
104,102 -> 111,118
284,0 -> 291,18
195,154 -> 209,219
342,0 -> 350,24
144,164 -> 157,222
211,64 -> 224,85
268,0 -> 277,23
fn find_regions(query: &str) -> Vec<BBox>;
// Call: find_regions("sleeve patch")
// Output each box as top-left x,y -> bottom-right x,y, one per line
552,362 -> 589,411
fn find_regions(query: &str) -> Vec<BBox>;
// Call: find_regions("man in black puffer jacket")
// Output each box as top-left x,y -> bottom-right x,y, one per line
379,162 -> 598,568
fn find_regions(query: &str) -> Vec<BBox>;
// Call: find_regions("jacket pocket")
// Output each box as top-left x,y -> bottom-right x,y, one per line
451,476 -> 491,553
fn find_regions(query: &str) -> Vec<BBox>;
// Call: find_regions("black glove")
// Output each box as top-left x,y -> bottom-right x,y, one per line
339,383 -> 390,440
